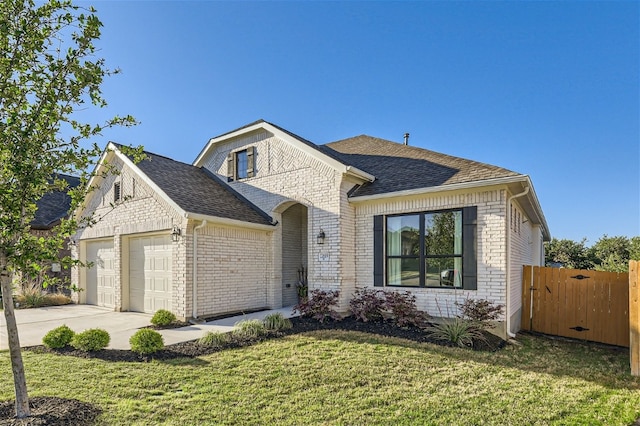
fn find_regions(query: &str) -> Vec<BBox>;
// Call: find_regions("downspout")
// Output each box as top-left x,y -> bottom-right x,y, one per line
192,220 -> 207,321
505,186 -> 530,338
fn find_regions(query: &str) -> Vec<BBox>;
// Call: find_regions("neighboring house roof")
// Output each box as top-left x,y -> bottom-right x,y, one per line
126,147 -> 275,227
323,135 -> 521,198
32,174 -> 81,230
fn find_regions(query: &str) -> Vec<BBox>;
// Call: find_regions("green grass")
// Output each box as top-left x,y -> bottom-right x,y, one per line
1,331 -> 640,425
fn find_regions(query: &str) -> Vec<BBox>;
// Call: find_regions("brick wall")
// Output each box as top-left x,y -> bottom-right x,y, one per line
191,223 -> 270,318
199,131 -> 356,309
353,188 -> 509,318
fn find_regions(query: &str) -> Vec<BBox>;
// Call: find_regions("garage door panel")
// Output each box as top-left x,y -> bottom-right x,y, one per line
129,235 -> 172,314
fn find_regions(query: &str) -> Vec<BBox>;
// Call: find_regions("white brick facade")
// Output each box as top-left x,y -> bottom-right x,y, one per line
199,131 -> 364,310
72,123 -> 547,334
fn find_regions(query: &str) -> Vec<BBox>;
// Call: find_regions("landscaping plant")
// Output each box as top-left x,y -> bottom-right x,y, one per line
198,331 -> 231,348
383,291 -> 430,328
262,313 -> 292,332
294,289 -> 340,323
349,288 -> 386,322
427,317 -> 485,348
150,309 -> 176,327
455,297 -> 504,331
232,319 -> 267,340
129,329 -> 164,355
70,329 -> 110,352
42,325 -> 75,349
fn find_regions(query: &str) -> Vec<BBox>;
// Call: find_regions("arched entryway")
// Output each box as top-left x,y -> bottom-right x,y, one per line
281,203 -> 308,306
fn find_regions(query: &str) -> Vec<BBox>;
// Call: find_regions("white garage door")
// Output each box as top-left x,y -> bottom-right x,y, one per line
85,240 -> 116,308
129,235 -> 172,313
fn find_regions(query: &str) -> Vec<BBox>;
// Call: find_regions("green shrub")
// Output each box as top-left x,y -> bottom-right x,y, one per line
263,313 -> 292,331
427,318 -> 485,348
150,309 -> 176,327
232,319 -> 267,340
70,328 -> 110,351
42,325 -> 75,349
198,331 -> 231,348
129,329 -> 164,355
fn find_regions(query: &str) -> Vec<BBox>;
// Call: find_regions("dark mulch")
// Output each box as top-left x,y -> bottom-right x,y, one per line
4,316 -> 505,425
0,397 -> 101,426
25,315 -> 506,364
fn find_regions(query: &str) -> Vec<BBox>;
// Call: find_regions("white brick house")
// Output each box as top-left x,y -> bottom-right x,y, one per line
73,120 -> 549,338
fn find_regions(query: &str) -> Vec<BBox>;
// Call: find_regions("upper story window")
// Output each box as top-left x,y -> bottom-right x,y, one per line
227,146 -> 255,181
113,182 -> 121,202
373,207 -> 477,290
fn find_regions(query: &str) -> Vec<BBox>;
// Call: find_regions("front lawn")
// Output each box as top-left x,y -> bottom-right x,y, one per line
0,330 -> 639,425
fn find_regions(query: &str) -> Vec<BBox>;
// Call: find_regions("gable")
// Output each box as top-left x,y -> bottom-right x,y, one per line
78,144 -> 275,230
193,120 -> 374,184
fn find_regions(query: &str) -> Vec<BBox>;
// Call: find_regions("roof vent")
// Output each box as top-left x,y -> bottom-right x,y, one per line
403,133 -> 410,145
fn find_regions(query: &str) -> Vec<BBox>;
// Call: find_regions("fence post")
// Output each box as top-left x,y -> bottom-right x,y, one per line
630,260 -> 640,376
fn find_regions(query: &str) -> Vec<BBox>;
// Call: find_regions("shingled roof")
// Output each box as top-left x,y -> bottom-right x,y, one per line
132,149 -> 274,226
32,174 -> 81,229
323,135 -> 522,198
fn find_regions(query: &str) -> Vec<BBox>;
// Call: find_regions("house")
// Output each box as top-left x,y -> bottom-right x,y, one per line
26,173 -> 81,293
72,120 -> 550,338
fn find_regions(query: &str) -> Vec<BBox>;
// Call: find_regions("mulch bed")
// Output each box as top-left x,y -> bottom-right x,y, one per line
3,316 -> 505,425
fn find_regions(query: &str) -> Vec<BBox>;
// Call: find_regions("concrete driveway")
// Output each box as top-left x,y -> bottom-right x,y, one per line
0,304 -> 296,350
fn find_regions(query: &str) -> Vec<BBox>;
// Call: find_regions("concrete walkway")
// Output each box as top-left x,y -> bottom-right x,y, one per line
0,304 -> 297,350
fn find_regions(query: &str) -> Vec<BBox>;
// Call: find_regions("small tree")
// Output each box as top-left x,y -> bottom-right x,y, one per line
0,0 -> 136,417
544,238 -> 594,269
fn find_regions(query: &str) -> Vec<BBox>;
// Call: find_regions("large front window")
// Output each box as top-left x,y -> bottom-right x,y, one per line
386,210 -> 463,288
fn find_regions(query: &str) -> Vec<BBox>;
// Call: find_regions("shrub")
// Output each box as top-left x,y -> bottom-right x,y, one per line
150,309 -> 176,327
129,329 -> 164,355
384,291 -> 430,328
294,289 -> 340,323
349,288 -> 386,322
232,319 -> 267,340
198,331 -> 231,348
455,298 -> 504,331
42,325 -> 75,349
263,313 -> 292,331
427,318 -> 485,348
70,328 -> 110,351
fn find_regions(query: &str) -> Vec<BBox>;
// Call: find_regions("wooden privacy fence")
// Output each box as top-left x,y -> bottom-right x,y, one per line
630,260 -> 640,375
521,266 -> 629,347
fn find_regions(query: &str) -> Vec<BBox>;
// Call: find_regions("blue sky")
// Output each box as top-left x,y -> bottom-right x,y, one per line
83,1 -> 639,245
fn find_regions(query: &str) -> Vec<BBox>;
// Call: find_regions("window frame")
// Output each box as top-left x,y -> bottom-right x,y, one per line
227,146 -> 255,182
113,182 -> 121,203
374,206 -> 477,291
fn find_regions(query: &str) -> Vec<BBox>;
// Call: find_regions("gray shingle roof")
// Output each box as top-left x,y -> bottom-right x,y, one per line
32,174 -> 81,229
133,150 -> 274,226
323,135 -> 521,197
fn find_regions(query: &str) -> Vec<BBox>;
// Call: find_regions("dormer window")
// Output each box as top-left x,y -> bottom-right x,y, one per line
227,146 -> 255,181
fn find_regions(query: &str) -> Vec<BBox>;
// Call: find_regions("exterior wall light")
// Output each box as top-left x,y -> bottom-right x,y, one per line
171,226 -> 182,242
317,229 -> 326,245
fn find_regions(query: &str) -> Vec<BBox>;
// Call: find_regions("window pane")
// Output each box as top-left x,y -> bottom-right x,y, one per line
425,257 -> 462,287
387,215 -> 420,256
236,150 -> 248,179
387,258 -> 420,286
424,211 -> 462,255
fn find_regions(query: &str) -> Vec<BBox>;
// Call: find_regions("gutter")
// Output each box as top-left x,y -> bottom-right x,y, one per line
347,175 -> 530,202
192,220 -> 207,321
505,185 -> 530,339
